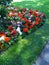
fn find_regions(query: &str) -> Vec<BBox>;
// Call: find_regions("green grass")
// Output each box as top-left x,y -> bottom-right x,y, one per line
0,0 -> 49,65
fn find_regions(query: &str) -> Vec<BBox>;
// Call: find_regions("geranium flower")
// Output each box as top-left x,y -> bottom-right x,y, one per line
28,24 -> 34,29
8,25 -> 13,31
9,12 -> 15,17
35,17 -> 41,22
24,23 -> 28,26
19,15 -> 23,19
4,37 -> 10,43
11,30 -> 17,36
23,28 -> 28,33
18,12 -> 21,16
24,18 -> 29,23
35,21 -> 39,25
34,12 -> 39,17
11,13 -> 15,17
35,10 -> 38,12
0,33 -> 6,37
29,10 -> 33,14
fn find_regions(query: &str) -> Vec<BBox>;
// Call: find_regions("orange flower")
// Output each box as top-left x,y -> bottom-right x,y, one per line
9,12 -> 14,17
4,37 -> 10,43
0,33 -> 6,37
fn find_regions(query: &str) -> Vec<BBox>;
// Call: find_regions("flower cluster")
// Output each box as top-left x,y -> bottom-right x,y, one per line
0,7 -> 46,51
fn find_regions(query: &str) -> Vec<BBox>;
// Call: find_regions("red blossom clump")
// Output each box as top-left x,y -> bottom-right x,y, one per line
23,28 -> 28,33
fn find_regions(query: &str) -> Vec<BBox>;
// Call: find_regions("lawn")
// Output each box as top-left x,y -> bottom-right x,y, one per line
0,0 -> 49,65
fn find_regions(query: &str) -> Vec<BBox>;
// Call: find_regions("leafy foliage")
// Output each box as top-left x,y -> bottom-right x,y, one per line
0,0 -> 13,5
0,6 -> 7,17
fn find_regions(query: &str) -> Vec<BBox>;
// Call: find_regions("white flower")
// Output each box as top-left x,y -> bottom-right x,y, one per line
26,8 -> 29,10
30,15 -> 33,17
16,27 -> 22,35
0,36 -> 5,41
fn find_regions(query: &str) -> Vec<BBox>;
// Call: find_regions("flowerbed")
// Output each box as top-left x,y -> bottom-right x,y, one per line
0,6 -> 46,52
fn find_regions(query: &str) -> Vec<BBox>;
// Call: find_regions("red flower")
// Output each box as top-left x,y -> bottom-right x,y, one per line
24,18 -> 29,23
35,10 -> 38,12
24,23 -> 28,26
23,28 -> 28,33
34,12 -> 39,17
35,17 -> 40,22
18,12 -> 21,16
8,25 -> 13,31
22,18 -> 25,20
19,15 -> 23,19
29,10 -> 33,14
11,13 -> 15,17
11,30 -> 17,36
4,37 -> 10,43
0,33 -> 6,37
13,30 -> 17,35
35,21 -> 39,25
29,24 -> 34,29
9,12 -> 14,17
